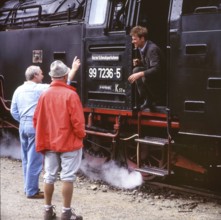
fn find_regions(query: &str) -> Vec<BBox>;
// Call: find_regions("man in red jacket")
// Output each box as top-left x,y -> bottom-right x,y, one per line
33,59 -> 85,220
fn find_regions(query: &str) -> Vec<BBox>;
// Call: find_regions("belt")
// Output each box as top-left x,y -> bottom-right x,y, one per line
20,116 -> 33,121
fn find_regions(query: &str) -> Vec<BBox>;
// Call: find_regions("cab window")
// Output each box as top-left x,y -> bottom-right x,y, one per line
89,0 -> 108,25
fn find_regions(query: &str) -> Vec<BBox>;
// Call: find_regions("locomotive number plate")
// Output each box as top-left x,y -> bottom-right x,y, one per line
88,66 -> 122,80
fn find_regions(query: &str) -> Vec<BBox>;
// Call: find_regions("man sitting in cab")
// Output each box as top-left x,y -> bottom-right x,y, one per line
128,25 -> 165,110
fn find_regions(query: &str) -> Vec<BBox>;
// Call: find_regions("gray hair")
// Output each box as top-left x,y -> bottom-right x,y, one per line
25,65 -> 41,80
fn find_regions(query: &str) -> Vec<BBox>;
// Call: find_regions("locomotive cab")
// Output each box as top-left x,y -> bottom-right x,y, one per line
82,0 -> 174,179
83,0 -> 170,112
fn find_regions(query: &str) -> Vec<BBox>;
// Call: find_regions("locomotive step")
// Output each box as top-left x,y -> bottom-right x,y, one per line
135,167 -> 172,176
135,136 -> 168,146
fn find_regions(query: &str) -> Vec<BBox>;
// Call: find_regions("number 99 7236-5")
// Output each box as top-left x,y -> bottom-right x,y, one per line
88,67 -> 122,80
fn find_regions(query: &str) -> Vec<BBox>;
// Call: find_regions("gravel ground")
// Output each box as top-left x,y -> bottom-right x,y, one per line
1,157 -> 221,220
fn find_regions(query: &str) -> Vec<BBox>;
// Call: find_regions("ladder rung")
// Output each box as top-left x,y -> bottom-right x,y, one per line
135,167 -> 172,176
135,137 -> 168,146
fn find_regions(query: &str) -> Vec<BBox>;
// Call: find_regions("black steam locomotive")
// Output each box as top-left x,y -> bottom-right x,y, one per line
1,0 -> 221,185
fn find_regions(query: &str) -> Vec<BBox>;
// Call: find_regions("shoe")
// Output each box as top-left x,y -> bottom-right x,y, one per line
44,206 -> 56,220
133,105 -> 140,111
27,191 -> 44,199
140,100 -> 154,110
61,209 -> 83,220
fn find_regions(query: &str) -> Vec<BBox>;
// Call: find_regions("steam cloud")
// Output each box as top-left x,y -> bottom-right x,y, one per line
80,159 -> 143,189
0,131 -> 21,160
0,131 -> 143,189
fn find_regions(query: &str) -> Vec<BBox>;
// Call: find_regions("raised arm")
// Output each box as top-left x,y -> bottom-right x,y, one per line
68,56 -> 81,81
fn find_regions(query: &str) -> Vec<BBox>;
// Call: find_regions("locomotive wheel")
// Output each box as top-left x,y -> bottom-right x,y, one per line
140,147 -> 167,180
83,146 -> 109,169
126,143 -> 167,181
83,136 -> 111,169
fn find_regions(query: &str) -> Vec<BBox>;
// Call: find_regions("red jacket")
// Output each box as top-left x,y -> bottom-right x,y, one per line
33,81 -> 86,153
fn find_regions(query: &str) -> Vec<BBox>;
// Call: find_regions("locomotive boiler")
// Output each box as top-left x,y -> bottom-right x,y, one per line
1,0 -> 221,185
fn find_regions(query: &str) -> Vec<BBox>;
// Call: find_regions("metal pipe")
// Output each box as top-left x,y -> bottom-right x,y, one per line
86,129 -> 119,138
0,97 -> 10,111
136,112 -> 142,168
0,119 -> 18,129
86,115 -> 120,138
166,108 -> 172,174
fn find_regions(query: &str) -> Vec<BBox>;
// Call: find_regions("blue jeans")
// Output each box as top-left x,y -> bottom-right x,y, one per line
19,118 -> 43,197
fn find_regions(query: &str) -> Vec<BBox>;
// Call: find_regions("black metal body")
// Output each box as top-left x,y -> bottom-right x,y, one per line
0,25 -> 84,97
169,0 -> 221,138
